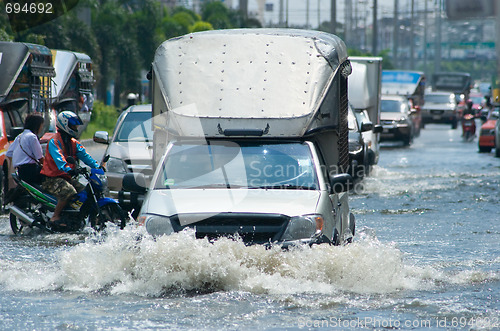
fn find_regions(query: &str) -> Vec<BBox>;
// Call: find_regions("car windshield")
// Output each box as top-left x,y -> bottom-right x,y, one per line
381,99 -> 404,112
425,94 -> 454,104
155,141 -> 319,190
115,111 -> 153,142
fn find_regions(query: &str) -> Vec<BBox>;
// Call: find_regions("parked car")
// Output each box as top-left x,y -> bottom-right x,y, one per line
354,109 -> 383,168
348,105 -> 371,179
408,99 -> 423,137
478,110 -> 498,153
93,104 -> 153,215
421,91 -> 459,129
495,113 -> 500,157
380,95 -> 415,145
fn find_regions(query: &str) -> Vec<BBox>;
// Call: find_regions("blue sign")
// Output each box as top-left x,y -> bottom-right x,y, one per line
382,71 -> 422,84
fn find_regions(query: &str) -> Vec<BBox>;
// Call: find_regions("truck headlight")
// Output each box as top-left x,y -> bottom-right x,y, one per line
138,214 -> 174,236
106,157 -> 127,173
281,214 -> 324,241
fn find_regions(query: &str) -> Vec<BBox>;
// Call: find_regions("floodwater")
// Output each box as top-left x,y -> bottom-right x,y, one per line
0,124 -> 498,330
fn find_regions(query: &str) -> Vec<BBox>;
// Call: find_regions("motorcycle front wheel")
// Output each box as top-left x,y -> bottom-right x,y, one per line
90,203 -> 127,231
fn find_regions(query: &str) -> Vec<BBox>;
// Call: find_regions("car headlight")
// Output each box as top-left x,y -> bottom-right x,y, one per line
106,156 -> 127,173
281,214 -> 324,241
138,214 -> 174,236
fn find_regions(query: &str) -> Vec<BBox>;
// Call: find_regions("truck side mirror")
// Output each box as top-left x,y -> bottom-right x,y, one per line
360,122 -> 373,132
330,173 -> 353,194
372,124 -> 383,134
123,173 -> 147,193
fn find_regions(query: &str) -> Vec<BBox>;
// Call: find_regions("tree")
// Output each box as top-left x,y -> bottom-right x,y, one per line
190,21 -> 214,33
92,0 -> 140,106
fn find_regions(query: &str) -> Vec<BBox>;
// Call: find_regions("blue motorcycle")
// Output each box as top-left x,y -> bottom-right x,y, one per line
9,156 -> 128,234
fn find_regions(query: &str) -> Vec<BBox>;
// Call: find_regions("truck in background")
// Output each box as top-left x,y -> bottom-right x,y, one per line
382,70 -> 425,135
50,49 -> 94,139
348,56 -> 383,169
0,41 -> 56,207
126,29 -> 356,246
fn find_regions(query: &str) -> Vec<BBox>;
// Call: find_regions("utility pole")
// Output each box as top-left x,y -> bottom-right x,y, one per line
372,0 -> 378,55
306,0 -> 310,28
434,0 -> 442,73
279,0 -> 284,27
318,0 -> 321,29
331,0 -> 336,34
423,0 -> 428,76
393,0 -> 398,68
410,0 -> 415,70
286,0 -> 289,27
239,0 -> 248,22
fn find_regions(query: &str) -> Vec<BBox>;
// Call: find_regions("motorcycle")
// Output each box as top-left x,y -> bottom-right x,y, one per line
462,114 -> 476,142
9,156 -> 129,234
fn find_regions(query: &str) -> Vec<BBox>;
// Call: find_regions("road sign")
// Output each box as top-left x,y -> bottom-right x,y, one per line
445,0 -> 495,20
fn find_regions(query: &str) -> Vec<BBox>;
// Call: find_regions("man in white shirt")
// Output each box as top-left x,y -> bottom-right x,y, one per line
6,114 -> 45,185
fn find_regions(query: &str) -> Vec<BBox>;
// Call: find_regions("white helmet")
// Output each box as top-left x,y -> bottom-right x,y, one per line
57,111 -> 83,138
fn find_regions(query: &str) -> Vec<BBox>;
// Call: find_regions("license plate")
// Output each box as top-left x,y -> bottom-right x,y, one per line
464,122 -> 473,127
433,115 -> 441,120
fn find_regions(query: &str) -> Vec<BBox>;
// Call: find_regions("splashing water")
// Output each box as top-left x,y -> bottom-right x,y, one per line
2,226 -> 497,298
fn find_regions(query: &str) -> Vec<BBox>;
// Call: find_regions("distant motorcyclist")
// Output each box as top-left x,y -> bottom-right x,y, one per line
40,111 -> 100,226
462,99 -> 475,117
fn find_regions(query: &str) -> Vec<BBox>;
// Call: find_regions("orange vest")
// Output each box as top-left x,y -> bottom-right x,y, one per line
40,132 -> 77,180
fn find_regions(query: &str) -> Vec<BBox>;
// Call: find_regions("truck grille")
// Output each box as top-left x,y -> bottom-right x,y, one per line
169,213 -> 290,245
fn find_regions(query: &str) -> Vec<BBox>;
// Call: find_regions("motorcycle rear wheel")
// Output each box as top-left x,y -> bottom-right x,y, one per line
10,212 -> 32,235
90,204 -> 127,231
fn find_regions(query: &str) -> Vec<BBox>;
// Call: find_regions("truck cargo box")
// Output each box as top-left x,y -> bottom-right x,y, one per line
151,29 -> 351,171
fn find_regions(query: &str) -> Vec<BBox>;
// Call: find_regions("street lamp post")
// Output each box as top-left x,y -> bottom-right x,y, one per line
393,0 -> 398,68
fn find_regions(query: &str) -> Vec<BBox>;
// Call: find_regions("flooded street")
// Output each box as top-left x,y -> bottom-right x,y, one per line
0,123 -> 498,330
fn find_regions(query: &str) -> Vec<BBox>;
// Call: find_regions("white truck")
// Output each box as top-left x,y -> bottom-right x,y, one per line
125,29 -> 356,246
348,56 -> 383,167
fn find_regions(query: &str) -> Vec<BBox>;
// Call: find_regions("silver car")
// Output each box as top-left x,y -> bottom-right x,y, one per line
93,104 -> 153,214
421,91 -> 459,129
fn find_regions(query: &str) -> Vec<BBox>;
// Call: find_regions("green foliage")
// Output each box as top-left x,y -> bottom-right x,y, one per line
0,29 -> 13,41
190,21 -> 214,33
81,101 -> 120,139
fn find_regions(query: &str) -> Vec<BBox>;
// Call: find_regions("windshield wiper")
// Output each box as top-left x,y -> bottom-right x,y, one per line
190,184 -> 245,189
252,184 -> 316,190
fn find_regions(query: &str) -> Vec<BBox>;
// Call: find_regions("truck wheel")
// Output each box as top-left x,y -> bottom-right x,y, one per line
478,146 -> 492,153
0,167 -> 7,214
496,147 -> 500,157
403,136 -> 411,146
451,119 -> 458,130
345,213 -> 356,244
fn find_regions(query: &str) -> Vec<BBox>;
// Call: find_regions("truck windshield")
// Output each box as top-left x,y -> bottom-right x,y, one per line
155,141 -> 319,190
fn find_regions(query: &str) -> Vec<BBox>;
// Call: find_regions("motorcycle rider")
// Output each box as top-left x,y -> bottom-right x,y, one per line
40,111 -> 100,226
461,99 -> 476,138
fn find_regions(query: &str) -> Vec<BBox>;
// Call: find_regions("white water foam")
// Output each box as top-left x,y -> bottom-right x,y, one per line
1,226 -> 497,297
